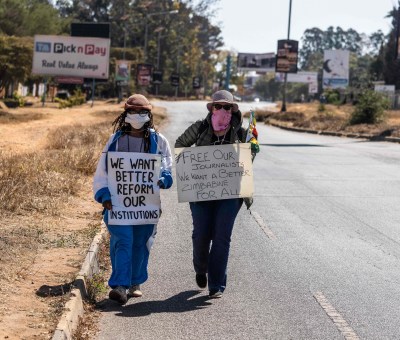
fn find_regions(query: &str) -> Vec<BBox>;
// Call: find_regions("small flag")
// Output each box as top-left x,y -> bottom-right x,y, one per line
246,109 -> 260,153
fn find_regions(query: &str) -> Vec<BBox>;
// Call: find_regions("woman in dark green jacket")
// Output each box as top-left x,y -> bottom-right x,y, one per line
175,90 -> 258,298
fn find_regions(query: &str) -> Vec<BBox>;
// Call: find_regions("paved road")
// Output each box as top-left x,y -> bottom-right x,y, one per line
96,100 -> 400,340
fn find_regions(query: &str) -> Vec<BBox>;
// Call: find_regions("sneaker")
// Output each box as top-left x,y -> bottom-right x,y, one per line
209,289 -> 223,298
195,273 -> 207,289
128,285 -> 143,298
109,286 -> 128,305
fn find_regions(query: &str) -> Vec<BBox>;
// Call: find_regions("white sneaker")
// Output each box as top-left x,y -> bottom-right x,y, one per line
128,285 -> 142,297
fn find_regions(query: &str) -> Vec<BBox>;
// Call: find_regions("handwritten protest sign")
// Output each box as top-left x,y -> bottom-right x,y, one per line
175,144 -> 253,203
107,152 -> 161,225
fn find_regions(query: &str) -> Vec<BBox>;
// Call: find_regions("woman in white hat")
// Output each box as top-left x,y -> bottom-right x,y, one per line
175,90 -> 259,298
93,94 -> 173,304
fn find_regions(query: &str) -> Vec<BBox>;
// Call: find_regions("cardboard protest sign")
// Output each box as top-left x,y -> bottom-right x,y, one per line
107,152 -> 161,225
175,144 -> 254,203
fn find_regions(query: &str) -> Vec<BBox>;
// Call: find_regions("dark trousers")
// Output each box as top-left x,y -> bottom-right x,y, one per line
189,198 -> 242,292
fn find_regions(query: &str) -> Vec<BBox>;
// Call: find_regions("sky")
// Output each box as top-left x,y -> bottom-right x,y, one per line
212,0 -> 396,54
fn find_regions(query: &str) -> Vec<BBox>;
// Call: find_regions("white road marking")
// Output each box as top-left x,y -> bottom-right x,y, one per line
250,211 -> 276,240
314,291 -> 360,340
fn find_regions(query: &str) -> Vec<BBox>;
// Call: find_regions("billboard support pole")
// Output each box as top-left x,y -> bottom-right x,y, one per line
91,78 -> 95,108
42,78 -> 47,107
281,0 -> 293,112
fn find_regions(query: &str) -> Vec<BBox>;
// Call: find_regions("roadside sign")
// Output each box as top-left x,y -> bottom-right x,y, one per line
32,35 -> 110,79
54,76 -> 84,84
193,76 -> 201,89
153,70 -> 163,85
137,64 -> 152,86
170,74 -> 179,87
275,39 -> 298,73
115,60 -> 131,82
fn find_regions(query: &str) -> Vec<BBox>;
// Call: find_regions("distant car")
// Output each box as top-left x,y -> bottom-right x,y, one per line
254,97 -> 260,102
55,90 -> 70,100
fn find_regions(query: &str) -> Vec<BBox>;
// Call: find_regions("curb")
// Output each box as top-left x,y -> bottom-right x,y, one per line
52,223 -> 107,340
268,122 -> 400,143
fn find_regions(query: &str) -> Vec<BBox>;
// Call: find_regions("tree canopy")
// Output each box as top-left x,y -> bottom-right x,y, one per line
0,0 -> 223,96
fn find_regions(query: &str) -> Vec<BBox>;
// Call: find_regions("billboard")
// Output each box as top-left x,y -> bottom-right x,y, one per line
136,64 -> 152,86
115,60 -> 131,85
32,35 -> 110,79
237,52 -> 275,72
276,40 -> 298,73
276,71 -> 318,93
323,50 -> 349,89
374,84 -> 395,93
71,22 -> 110,38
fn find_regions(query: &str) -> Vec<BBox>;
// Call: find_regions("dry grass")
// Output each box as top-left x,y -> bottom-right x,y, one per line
0,110 -> 45,123
247,102 -> 400,138
0,122 -> 113,217
0,103 -> 168,339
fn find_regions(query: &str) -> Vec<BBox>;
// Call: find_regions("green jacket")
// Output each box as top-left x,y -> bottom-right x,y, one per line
175,110 -> 246,147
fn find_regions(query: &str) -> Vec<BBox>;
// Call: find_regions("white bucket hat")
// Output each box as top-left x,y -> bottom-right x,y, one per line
206,90 -> 239,112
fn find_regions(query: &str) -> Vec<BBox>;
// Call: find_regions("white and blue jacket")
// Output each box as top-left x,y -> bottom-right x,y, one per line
93,129 -> 173,205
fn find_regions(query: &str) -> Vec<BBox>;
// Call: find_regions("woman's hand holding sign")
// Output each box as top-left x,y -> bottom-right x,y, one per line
102,200 -> 112,210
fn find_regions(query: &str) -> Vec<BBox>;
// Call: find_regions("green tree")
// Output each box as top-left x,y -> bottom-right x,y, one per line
0,0 -> 27,36
254,75 -> 282,102
300,26 -> 363,70
0,36 -> 33,93
24,2 -> 64,35
0,0 -> 65,36
381,3 -> 400,89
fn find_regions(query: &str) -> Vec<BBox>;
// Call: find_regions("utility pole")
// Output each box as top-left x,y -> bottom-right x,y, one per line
224,54 -> 231,91
281,0 -> 293,112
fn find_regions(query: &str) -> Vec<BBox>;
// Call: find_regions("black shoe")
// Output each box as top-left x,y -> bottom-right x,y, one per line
209,289 -> 223,298
195,273 -> 207,288
109,286 -> 128,305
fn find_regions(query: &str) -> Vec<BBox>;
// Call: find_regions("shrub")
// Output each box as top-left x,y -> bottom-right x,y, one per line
12,92 -> 25,107
54,97 -> 72,108
2,92 -> 25,108
55,88 -> 86,108
324,89 -> 341,105
349,89 -> 389,125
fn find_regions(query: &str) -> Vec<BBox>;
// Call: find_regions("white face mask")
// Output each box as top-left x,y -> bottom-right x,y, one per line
125,113 -> 150,129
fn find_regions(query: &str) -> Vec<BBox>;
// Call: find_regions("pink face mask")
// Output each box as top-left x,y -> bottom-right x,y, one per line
211,109 -> 232,132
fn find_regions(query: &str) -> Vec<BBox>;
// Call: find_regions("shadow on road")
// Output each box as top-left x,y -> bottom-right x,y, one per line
97,290 -> 212,317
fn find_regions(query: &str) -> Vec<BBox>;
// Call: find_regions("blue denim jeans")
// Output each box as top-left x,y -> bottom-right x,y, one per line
189,198 -> 243,292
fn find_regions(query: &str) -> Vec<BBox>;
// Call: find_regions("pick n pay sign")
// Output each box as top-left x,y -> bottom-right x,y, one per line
32,35 -> 110,79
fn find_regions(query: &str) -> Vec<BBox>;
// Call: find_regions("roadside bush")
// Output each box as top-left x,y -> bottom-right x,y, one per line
54,89 -> 86,108
69,88 -> 86,106
349,89 -> 389,125
2,92 -> 26,108
54,97 -> 72,108
324,89 -> 341,105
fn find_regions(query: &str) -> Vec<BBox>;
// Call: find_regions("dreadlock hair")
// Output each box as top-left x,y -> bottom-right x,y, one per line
112,109 -> 157,153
